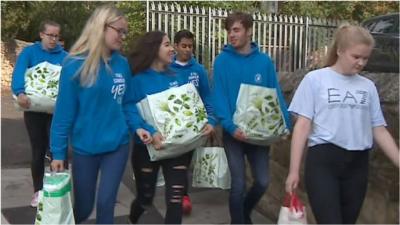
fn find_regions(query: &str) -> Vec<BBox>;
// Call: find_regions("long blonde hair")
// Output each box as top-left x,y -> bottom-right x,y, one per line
69,4 -> 125,87
325,24 -> 375,67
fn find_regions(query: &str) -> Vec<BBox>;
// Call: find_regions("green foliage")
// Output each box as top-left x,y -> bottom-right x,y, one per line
1,1 -> 398,52
1,1 -> 103,49
279,1 -> 399,22
115,1 -> 146,54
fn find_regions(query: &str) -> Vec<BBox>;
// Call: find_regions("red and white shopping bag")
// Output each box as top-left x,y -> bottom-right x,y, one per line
277,193 -> 307,224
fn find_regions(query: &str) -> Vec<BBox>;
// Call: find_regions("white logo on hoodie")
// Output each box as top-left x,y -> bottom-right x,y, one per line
111,73 -> 125,104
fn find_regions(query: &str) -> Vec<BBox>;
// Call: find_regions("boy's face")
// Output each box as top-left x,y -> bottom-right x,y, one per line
174,37 -> 194,62
227,21 -> 252,50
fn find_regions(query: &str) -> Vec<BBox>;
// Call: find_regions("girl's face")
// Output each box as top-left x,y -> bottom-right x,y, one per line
336,43 -> 373,75
157,35 -> 175,66
104,17 -> 128,52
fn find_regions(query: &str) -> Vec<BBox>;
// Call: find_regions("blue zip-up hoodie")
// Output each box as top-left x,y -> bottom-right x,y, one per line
212,43 -> 292,136
50,51 -> 138,160
11,41 -> 68,96
170,56 -> 217,126
128,68 -> 186,144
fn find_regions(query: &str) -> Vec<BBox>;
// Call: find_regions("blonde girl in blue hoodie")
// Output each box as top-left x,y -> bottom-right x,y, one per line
50,4 -> 148,224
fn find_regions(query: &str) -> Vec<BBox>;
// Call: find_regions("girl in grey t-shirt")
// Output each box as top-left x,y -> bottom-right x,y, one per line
284,24 -> 399,224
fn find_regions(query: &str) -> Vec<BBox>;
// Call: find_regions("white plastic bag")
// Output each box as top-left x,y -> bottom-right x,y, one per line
34,172 -> 75,225
13,61 -> 62,113
233,83 -> 289,146
137,83 -> 208,161
277,193 -> 307,224
192,146 -> 231,189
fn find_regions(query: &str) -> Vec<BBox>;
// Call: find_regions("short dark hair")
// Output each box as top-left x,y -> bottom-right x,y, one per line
224,12 -> 253,31
174,30 -> 194,44
129,31 -> 166,75
39,20 -> 61,33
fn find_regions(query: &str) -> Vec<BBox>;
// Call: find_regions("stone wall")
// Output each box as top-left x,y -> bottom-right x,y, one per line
1,39 -> 33,89
254,69 -> 399,223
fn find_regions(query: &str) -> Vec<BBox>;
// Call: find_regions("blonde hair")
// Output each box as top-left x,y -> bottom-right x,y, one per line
69,4 -> 125,87
325,23 -> 375,67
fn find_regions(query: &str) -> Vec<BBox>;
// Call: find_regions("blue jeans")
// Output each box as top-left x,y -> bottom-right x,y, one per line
72,144 -> 129,224
223,133 -> 270,224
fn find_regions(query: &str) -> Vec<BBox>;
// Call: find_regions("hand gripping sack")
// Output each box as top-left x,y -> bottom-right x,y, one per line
13,61 -> 62,113
34,172 -> 75,225
233,83 -> 289,146
137,83 -> 208,161
277,193 -> 307,224
192,134 -> 231,189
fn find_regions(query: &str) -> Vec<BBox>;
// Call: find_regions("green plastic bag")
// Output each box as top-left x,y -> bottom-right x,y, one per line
13,61 -> 62,113
137,83 -> 208,161
233,83 -> 290,146
34,172 -> 75,225
192,147 -> 231,189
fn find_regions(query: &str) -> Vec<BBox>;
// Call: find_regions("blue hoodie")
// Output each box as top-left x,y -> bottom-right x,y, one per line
212,43 -> 292,136
50,52 -> 138,160
171,57 -> 217,126
128,68 -> 186,144
11,41 -> 68,96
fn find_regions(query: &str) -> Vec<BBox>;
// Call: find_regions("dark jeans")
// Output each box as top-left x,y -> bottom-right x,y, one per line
130,144 -> 189,224
72,144 -> 129,224
183,150 -> 194,196
24,111 -> 52,192
223,133 -> 270,224
305,144 -> 369,224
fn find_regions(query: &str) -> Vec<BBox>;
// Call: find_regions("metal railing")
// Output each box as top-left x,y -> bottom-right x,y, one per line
147,2 -> 343,72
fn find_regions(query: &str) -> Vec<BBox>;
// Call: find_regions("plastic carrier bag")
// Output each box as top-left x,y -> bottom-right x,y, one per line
137,83 -> 208,161
34,172 -> 75,225
277,193 -> 307,224
13,61 -> 62,113
233,83 -> 290,146
192,134 -> 230,189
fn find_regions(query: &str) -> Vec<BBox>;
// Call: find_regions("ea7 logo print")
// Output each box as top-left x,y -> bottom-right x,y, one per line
255,73 -> 262,83
327,88 -> 369,110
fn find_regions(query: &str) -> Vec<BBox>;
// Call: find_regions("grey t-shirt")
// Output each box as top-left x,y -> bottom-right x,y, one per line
288,67 -> 386,150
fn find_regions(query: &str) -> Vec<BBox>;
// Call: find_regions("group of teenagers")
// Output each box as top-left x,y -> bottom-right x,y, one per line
11,4 -> 399,225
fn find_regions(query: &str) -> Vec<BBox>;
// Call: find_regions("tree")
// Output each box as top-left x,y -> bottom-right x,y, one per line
278,1 -> 399,22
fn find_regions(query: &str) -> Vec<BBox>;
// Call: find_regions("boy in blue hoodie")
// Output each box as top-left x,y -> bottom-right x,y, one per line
11,20 -> 67,207
171,30 -> 216,215
212,12 -> 291,224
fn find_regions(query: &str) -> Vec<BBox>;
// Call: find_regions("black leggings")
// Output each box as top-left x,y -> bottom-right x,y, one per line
24,111 -> 52,192
130,144 -> 189,224
305,144 -> 369,224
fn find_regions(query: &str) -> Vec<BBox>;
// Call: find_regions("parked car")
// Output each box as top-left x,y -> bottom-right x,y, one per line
361,13 -> 399,73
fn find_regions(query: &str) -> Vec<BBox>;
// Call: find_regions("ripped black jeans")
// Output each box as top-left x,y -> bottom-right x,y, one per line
130,143 -> 189,224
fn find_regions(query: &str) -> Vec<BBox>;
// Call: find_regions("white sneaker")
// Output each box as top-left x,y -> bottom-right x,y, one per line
30,191 -> 39,207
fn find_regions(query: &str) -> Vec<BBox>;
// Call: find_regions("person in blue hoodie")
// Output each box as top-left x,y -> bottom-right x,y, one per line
171,29 -> 216,215
212,12 -> 291,224
49,5 -> 149,224
127,31 -> 209,224
11,20 -> 67,208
